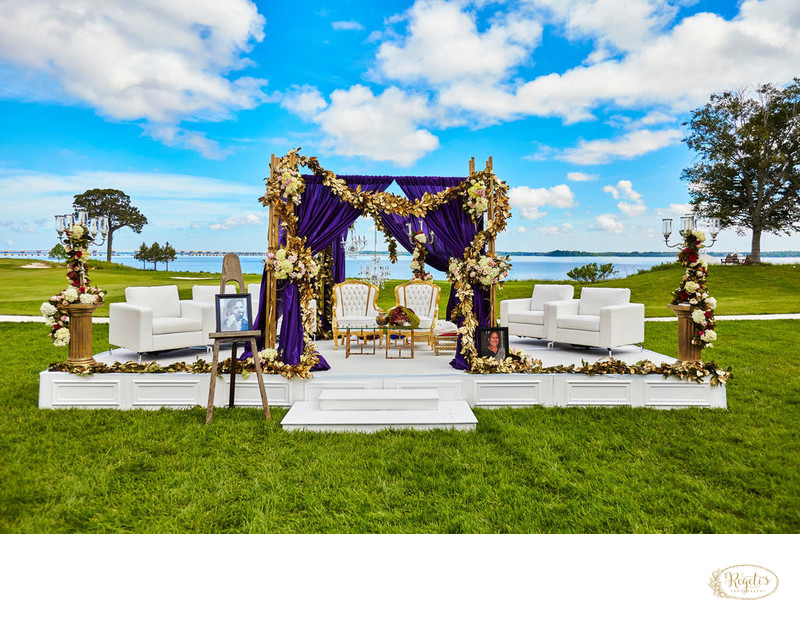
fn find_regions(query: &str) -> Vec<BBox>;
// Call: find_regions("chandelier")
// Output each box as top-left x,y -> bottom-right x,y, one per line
341,225 -> 367,259
358,224 -> 390,288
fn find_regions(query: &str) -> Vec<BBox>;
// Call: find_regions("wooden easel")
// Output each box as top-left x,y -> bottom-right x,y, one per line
205,253 -> 270,424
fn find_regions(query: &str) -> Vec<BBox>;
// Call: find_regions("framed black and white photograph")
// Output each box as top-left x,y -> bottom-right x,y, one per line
215,294 -> 253,333
476,326 -> 509,361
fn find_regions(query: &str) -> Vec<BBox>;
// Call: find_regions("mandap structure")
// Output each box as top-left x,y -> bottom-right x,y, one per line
250,148 -> 518,377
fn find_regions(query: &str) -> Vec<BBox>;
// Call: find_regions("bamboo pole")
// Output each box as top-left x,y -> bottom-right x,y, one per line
486,156 -> 496,327
264,154 -> 278,348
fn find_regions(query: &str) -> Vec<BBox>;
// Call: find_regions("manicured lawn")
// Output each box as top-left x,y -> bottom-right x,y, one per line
3,257 -> 799,318
1,319 -> 798,533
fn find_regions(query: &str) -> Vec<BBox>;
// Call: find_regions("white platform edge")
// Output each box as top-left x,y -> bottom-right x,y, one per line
39,370 -> 726,410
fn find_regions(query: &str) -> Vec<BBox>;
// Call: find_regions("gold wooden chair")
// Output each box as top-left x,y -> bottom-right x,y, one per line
394,280 -> 440,349
331,280 -> 381,349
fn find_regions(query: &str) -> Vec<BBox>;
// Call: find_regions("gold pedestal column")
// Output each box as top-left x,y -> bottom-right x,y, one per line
667,304 -> 702,363
60,303 -> 102,367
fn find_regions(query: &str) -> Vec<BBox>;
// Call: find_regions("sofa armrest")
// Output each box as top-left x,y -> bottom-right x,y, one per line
109,303 -> 153,351
499,298 -> 533,326
599,303 -> 645,347
181,299 -> 215,343
544,299 -> 580,339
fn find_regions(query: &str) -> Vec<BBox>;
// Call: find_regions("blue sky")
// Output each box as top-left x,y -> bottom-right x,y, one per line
1,0 -> 799,254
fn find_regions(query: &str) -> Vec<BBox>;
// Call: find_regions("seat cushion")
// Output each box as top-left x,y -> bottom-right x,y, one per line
578,288 -> 631,315
338,316 -> 379,328
152,317 -> 203,335
507,310 -> 544,325
126,285 -> 181,318
530,284 -> 574,311
558,315 -> 600,331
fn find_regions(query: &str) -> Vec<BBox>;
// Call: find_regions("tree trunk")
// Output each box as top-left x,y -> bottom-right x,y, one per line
750,228 -> 762,264
106,230 -> 113,263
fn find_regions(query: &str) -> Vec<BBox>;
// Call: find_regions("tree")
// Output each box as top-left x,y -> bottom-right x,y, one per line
134,242 -> 150,270
161,241 -> 177,272
48,243 -> 68,261
148,242 -> 162,270
73,189 -> 148,263
567,262 -> 617,283
682,79 -> 800,264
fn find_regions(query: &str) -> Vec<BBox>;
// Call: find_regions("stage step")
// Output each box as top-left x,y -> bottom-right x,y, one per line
319,388 -> 439,411
281,400 -> 477,433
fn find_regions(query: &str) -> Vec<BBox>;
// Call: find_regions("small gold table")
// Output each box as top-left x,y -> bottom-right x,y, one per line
344,326 -> 382,358
384,326 -> 415,359
433,333 -> 458,356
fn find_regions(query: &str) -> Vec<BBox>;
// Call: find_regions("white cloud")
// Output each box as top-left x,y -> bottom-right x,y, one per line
376,0 -> 542,85
561,129 -> 682,165
0,0 -> 267,156
517,226 -> 528,233
282,86 -> 328,120
594,213 -> 625,233
332,20 -> 365,31
313,85 -> 439,165
655,202 -> 692,217
537,222 -> 574,234
603,180 -> 647,216
509,184 -> 576,219
209,213 -> 264,230
566,171 -> 598,182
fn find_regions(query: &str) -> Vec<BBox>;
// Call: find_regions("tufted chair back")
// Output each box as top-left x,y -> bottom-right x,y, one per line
333,281 -> 379,317
395,281 -> 439,320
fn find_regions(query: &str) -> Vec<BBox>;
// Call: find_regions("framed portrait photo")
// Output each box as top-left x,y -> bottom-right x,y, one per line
215,293 -> 253,333
476,326 -> 509,361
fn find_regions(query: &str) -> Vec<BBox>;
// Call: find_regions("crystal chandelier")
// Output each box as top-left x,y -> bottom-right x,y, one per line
341,224 -> 367,259
358,224 -> 390,288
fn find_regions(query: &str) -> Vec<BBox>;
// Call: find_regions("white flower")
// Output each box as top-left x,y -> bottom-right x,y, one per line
275,270 -> 287,280
410,261 -> 420,270
63,287 -> 79,302
44,316 -> 56,326
259,348 -> 278,361
684,281 -> 699,294
691,309 -> 707,325
70,224 -> 85,239
414,233 -> 427,244
41,302 -> 57,317
700,330 -> 717,343
692,229 -> 706,242
705,297 -> 717,310
53,328 -> 70,346
79,293 -> 97,304
275,249 -> 287,261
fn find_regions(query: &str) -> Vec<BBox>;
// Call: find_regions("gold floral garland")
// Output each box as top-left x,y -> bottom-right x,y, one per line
47,357 -> 732,386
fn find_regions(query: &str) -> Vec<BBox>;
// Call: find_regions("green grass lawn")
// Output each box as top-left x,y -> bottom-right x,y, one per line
3,257 -> 799,318
1,318 -> 798,533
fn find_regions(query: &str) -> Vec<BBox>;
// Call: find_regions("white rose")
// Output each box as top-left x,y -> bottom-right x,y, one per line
700,330 -> 717,343
259,348 -> 278,361
692,229 -> 706,242
64,287 -> 79,302
275,249 -> 286,261
705,297 -> 717,310
79,293 -> 97,304
44,316 -> 56,326
54,328 -> 70,346
70,224 -> 85,239
275,270 -> 287,280
415,233 -> 427,244
410,261 -> 419,270
691,309 -> 706,325
684,281 -> 699,294
41,302 -> 57,317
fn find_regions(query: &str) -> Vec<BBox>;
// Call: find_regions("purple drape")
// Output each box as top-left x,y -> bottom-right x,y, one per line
249,175 -> 393,367
394,177 -> 489,370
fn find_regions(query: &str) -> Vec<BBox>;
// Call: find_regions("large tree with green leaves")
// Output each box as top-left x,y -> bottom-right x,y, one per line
681,79 -> 800,263
73,189 -> 148,262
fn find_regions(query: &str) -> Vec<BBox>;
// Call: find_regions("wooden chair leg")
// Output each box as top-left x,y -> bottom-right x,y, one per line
249,339 -> 270,420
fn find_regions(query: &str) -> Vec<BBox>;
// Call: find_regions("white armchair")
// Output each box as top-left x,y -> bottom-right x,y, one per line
394,280 -> 440,348
109,285 -> 207,358
500,284 -> 574,339
332,280 -> 380,348
544,287 -> 644,355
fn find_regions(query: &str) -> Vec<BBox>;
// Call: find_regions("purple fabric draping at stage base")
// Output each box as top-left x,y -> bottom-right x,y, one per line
393,177 -> 489,370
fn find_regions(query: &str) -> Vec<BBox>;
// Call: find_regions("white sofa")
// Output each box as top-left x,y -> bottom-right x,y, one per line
500,284 -> 574,339
394,280 -> 440,348
109,285 -> 207,357
544,287 -> 644,355
332,280 -> 380,348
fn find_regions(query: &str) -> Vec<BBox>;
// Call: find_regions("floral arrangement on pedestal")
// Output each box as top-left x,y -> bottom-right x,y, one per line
386,305 -> 420,328
409,231 -> 433,281
447,253 -> 511,290
464,180 -> 489,221
264,242 -> 320,281
41,222 -> 106,346
671,229 -> 718,347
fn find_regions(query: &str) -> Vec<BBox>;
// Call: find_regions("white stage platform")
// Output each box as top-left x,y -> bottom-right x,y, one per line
39,336 -> 727,417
